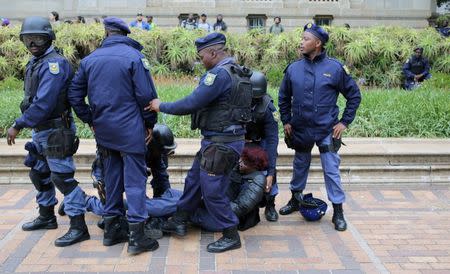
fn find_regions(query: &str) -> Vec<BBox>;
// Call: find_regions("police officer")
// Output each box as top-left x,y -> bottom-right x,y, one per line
147,32 -> 253,253
6,16 -> 89,247
68,17 -> 159,254
246,71 -> 279,222
402,47 -> 431,90
278,23 -> 361,231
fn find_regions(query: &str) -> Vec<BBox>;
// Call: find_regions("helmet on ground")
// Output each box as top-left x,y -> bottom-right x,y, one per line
151,124 -> 177,155
20,16 -> 55,41
250,71 -> 267,98
299,193 -> 327,221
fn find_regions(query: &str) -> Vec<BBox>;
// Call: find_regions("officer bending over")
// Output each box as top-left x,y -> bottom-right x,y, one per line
6,16 -> 89,247
278,23 -> 361,231
147,32 -> 253,253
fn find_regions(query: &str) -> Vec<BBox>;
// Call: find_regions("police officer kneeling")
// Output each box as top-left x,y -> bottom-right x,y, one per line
278,23 -> 361,231
6,16 -> 89,247
147,32 -> 253,253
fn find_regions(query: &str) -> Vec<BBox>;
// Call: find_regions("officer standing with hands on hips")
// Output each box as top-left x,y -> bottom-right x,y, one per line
6,16 -> 89,247
278,23 -> 361,231
68,17 -> 159,255
146,32 -> 253,253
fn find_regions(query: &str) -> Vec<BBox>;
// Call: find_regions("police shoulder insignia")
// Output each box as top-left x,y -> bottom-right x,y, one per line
48,62 -> 60,75
405,59 -> 409,64
306,23 -> 313,29
342,65 -> 350,75
204,72 -> 216,86
141,58 -> 151,70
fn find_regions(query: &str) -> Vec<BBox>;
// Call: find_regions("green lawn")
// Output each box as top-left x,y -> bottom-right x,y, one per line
1,77 -> 449,139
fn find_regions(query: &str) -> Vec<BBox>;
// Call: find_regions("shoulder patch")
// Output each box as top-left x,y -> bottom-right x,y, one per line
48,62 -> 60,75
141,58 -> 151,70
204,72 -> 217,86
405,59 -> 409,64
342,65 -> 350,75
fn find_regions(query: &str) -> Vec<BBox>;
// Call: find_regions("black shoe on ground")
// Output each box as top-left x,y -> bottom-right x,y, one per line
128,222 -> 159,255
22,205 -> 57,231
54,214 -> 90,247
97,218 -> 105,230
332,203 -> 347,231
57,202 -> 66,216
264,195 -> 279,222
145,217 -> 163,239
207,226 -> 241,253
160,210 -> 189,237
103,216 -> 129,246
279,190 -> 302,215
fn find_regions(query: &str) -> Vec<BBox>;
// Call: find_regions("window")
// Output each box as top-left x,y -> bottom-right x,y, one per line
314,15 -> 333,26
246,14 -> 267,31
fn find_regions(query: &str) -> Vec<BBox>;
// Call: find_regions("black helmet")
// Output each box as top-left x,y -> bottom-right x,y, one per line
250,71 -> 267,98
20,16 -> 55,41
151,124 -> 177,155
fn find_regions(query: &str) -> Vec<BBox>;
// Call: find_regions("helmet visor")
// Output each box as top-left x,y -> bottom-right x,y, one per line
22,34 -> 49,47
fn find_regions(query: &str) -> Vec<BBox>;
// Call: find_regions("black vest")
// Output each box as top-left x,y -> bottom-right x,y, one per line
245,94 -> 272,142
20,50 -> 72,121
191,64 -> 253,132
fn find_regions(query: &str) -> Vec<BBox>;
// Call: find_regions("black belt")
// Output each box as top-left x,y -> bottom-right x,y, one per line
34,118 -> 70,132
204,135 -> 245,143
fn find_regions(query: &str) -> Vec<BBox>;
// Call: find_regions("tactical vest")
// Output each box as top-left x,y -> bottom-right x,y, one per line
20,50 -> 71,120
191,64 -> 253,132
245,94 -> 272,142
410,58 -> 426,75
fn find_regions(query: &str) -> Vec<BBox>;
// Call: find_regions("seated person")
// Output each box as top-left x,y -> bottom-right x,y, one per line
402,47 -> 431,90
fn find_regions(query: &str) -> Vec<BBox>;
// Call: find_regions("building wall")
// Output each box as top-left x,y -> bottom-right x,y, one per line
1,0 -> 437,31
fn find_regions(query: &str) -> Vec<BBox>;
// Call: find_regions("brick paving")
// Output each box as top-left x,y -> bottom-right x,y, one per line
0,184 -> 449,273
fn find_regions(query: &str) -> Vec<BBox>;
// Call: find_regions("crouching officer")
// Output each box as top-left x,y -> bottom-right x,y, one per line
246,72 -> 279,222
402,47 -> 431,90
147,32 -> 253,253
278,23 -> 361,231
68,17 -> 159,255
6,16 -> 89,247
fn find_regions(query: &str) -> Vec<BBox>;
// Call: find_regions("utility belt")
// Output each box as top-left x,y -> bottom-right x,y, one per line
204,135 -> 245,143
34,117 -> 71,132
37,116 -> 79,159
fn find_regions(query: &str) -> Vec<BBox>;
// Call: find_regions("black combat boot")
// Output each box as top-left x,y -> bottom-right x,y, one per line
264,195 -> 279,222
54,214 -> 90,247
128,222 -> 159,255
103,216 -> 129,246
160,210 -> 189,236
97,218 -> 105,230
22,205 -> 58,231
332,203 -> 347,231
57,202 -> 65,216
207,226 -> 241,253
279,190 -> 303,215
144,217 -> 163,239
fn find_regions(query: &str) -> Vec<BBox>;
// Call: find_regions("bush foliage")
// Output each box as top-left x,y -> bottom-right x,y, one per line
1,24 -> 449,88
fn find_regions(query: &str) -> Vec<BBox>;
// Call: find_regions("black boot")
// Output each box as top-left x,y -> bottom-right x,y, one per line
144,217 -> 163,239
103,216 -> 129,246
57,202 -> 65,216
161,210 -> 189,236
279,190 -> 302,215
128,222 -> 159,255
97,218 -> 105,230
22,205 -> 58,231
54,214 -> 90,247
332,203 -> 347,231
207,226 -> 241,253
264,195 -> 279,222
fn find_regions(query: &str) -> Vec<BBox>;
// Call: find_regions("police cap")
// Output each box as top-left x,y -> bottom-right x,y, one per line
103,17 -> 131,34
195,32 -> 226,52
304,22 -> 329,45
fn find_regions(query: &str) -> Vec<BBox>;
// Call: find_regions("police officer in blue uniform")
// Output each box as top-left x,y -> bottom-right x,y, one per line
147,32 -> 253,253
6,16 -> 89,247
246,71 -> 279,222
68,17 -> 159,254
402,47 -> 431,90
278,23 -> 361,231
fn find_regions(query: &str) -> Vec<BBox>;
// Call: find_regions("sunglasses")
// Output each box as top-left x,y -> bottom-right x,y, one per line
22,35 -> 49,47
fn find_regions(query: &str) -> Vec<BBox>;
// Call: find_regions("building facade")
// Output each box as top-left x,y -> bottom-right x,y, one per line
2,0 -> 437,31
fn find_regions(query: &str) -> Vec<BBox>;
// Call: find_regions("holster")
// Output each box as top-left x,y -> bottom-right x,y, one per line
45,128 -> 79,158
200,144 -> 238,175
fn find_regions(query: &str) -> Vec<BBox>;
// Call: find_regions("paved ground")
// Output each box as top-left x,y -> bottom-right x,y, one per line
1,184 -> 449,274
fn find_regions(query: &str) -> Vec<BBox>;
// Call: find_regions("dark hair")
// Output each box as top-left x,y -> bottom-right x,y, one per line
274,16 -> 281,21
77,16 -> 85,24
51,11 -> 59,21
241,144 -> 269,171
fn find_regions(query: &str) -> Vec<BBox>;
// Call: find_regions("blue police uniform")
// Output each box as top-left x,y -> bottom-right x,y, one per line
278,24 -> 361,205
15,46 -> 86,217
402,49 -> 431,90
68,20 -> 158,223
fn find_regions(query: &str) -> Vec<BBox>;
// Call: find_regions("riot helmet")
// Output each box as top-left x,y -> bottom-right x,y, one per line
250,71 -> 267,98
299,193 -> 328,221
20,16 -> 55,41
150,124 -> 177,156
